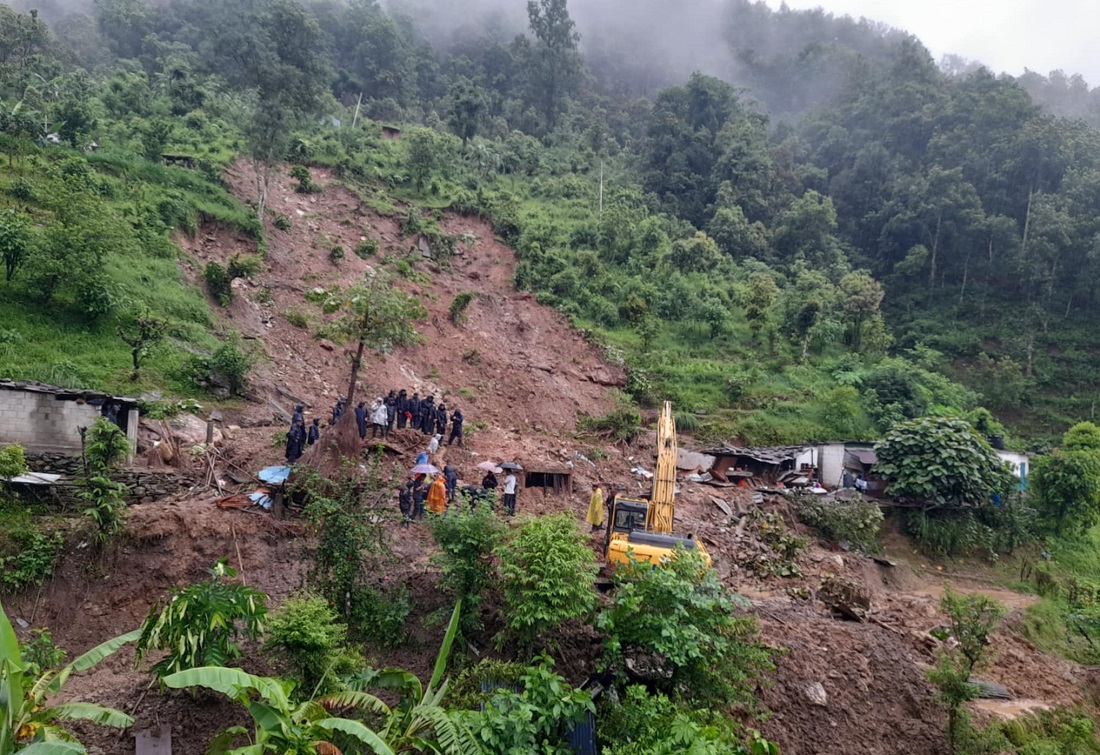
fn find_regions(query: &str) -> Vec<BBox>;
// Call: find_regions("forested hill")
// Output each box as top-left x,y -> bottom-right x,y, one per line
3,0 -> 1100,445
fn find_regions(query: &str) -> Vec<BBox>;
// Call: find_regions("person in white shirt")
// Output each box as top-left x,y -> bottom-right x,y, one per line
428,433 -> 441,456
370,399 -> 389,439
503,471 -> 518,516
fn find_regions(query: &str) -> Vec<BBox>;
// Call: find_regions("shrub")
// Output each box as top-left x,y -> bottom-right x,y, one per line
0,525 -> 63,591
20,628 -> 67,676
354,238 -> 379,259
349,582 -> 410,648
329,245 -> 345,264
449,292 -> 474,325
227,253 -> 262,280
265,595 -> 357,695
85,417 -> 130,474
578,406 -> 641,443
290,165 -> 318,193
283,307 -> 310,329
273,213 -> 292,232
597,549 -> 773,709
497,514 -> 598,650
0,444 -> 28,478
8,177 -> 34,201
210,334 -> 254,395
472,656 -> 595,754
431,502 -> 506,636
80,475 -> 129,548
136,559 -> 267,679
795,496 -> 884,552
204,261 -> 232,305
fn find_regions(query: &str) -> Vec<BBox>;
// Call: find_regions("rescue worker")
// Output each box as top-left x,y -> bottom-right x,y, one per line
398,477 -> 413,526
355,400 -> 368,440
385,391 -> 397,433
412,474 -> 428,519
448,408 -> 464,446
332,398 -> 346,425
408,393 -> 421,431
503,469 -> 518,516
285,419 -> 306,463
420,395 -> 436,435
396,389 -> 409,429
443,463 -> 459,503
427,474 -> 447,514
587,482 -> 605,531
435,403 -> 448,436
291,404 -> 305,428
307,417 -> 320,446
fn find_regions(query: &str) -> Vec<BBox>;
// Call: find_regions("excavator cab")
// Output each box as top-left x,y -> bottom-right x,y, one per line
604,497 -> 710,568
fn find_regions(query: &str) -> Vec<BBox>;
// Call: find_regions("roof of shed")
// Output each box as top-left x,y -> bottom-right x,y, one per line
0,379 -> 138,403
699,445 -> 808,464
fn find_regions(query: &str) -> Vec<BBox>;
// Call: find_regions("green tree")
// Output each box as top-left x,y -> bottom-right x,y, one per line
874,416 -> 1014,506
0,445 -> 27,479
839,271 -> 885,352
667,231 -> 723,274
135,560 -> 267,680
526,0 -> 581,131
139,118 -> 172,163
117,305 -> 166,380
447,76 -> 488,145
1032,428 -> 1100,536
264,595 -> 355,696
315,274 -> 427,405
926,590 -> 1005,753
2,600 -> 139,755
497,513 -> 597,651
0,209 -> 30,283
596,549 -> 772,709
743,272 -> 779,345
84,417 -> 130,475
405,127 -> 455,192
430,502 -> 506,637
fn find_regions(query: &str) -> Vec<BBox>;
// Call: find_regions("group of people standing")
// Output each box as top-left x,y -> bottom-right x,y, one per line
284,404 -> 321,463
398,465 -> 519,523
351,390 -> 465,446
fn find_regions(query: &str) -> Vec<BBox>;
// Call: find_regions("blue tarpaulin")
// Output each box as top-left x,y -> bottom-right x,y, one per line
258,465 -> 291,485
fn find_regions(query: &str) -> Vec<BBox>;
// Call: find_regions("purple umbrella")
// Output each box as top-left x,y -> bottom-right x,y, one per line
411,463 -> 440,475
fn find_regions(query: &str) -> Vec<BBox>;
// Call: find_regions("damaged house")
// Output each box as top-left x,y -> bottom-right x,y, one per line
0,379 -> 138,455
698,445 -> 809,487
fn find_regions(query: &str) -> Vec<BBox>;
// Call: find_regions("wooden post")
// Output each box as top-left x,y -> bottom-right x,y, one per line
126,408 -> 139,465
273,488 -> 285,520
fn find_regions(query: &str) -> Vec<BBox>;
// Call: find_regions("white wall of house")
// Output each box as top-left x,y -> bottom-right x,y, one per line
0,388 -> 101,453
996,450 -> 1030,489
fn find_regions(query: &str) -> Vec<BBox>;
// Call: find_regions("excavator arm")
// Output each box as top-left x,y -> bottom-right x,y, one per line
644,401 -> 677,534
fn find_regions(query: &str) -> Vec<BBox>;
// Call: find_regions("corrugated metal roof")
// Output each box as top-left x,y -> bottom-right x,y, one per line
847,448 -> 878,465
0,379 -> 137,403
700,445 -> 807,464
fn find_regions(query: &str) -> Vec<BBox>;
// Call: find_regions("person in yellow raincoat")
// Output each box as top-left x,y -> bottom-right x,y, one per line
586,482 -> 604,530
427,475 -> 448,514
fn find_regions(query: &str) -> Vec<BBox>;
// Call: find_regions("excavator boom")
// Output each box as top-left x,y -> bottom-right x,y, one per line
644,401 -> 677,534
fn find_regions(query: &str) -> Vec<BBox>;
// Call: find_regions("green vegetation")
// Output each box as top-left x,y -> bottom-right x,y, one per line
926,590 -> 1005,754
135,559 -> 267,679
875,416 -> 1015,505
1033,422 -> 1100,534
0,445 -> 26,479
264,595 -> 360,696
496,514 -> 598,651
430,502 -> 506,638
795,496 -> 884,552
1,601 -> 140,755
597,550 -> 772,710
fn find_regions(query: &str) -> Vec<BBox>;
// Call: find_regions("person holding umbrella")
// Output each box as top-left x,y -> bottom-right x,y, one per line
427,474 -> 448,514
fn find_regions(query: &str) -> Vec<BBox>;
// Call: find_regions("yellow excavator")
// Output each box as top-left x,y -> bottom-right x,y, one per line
604,401 -> 711,568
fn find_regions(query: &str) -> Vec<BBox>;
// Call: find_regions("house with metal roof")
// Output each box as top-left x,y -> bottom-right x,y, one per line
0,380 -> 139,455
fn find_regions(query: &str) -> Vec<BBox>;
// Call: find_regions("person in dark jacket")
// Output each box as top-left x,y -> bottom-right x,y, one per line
354,400 -> 368,439
447,408 -> 464,446
398,478 -> 413,527
481,470 -> 498,490
291,405 -> 305,429
285,420 -> 306,463
435,403 -> 448,436
412,474 -> 428,519
332,398 -> 346,425
307,418 -> 320,446
396,389 -> 409,429
385,391 -> 397,432
420,396 -> 435,435
408,393 -> 421,431
443,463 -> 459,502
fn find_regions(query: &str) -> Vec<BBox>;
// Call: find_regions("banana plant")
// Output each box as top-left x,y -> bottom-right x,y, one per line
163,666 -> 391,755
166,602 -> 481,755
1,600 -> 140,755
343,601 -> 481,755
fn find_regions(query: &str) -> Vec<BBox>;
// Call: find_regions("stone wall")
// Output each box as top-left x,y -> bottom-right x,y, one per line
0,388 -> 101,453
24,453 -> 197,505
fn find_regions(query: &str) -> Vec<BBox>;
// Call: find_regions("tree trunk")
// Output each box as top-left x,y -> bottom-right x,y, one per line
958,249 -> 971,307
928,214 -> 942,286
801,332 -> 810,362
346,338 -> 366,405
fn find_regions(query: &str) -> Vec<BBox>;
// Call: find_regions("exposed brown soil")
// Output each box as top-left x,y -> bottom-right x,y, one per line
7,164 -> 1098,755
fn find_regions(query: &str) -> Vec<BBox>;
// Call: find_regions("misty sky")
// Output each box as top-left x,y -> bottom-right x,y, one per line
764,0 -> 1099,84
